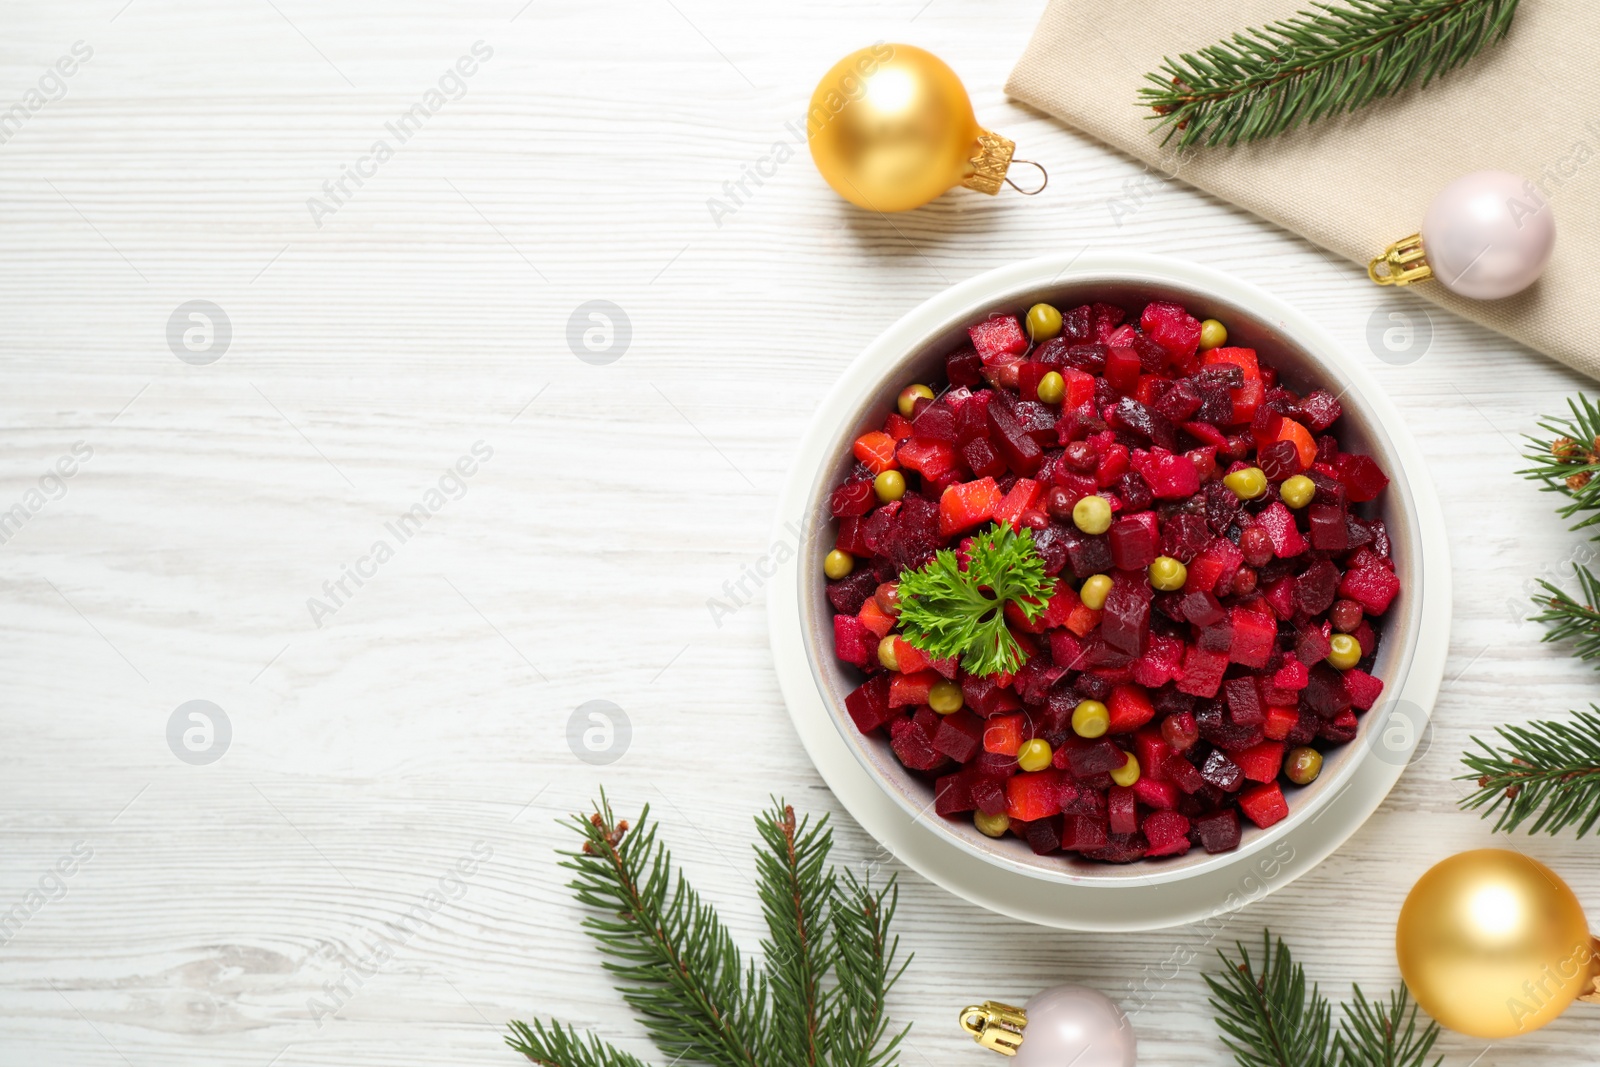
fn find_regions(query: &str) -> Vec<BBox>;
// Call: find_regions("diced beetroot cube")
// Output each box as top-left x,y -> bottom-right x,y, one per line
1229,607 -> 1277,669
960,436 -> 1006,480
1295,624 -> 1333,669
1007,771 -> 1066,822
1162,752 -> 1206,794
987,402 -> 1043,476
1101,579 -> 1151,657
889,715 -> 943,771
1109,511 -> 1160,570
835,516 -> 871,557
1194,809 -> 1241,853
1185,538 -> 1243,594
992,477 -> 1042,530
962,674 -> 1023,718
1139,301 -> 1202,361
1298,389 -> 1342,432
1285,708 -> 1319,746
1235,740 -> 1286,783
1319,709 -> 1359,744
1302,663 -> 1352,718
1130,447 -> 1200,499
1258,439 -> 1303,482
912,403 -> 958,443
938,477 -> 1001,537
1345,668 -> 1384,710
1108,785 -> 1138,835
971,775 -> 1007,815
1262,575 -> 1295,619
1131,634 -> 1184,688
1295,559 -> 1341,616
844,674 -> 894,733
1020,816 -> 1063,855
833,614 -> 874,668
1224,676 -> 1263,727
969,314 -> 1028,363
954,391 -> 993,442
1263,705 -> 1299,741
1063,526 -> 1115,579
1177,645 -> 1229,698
1307,505 -> 1350,552
1063,738 -> 1128,777
897,437 -> 957,480
826,569 -> 878,616
1339,566 -> 1400,615
1082,832 -> 1149,864
1104,346 -> 1141,393
1239,782 -> 1289,829
935,771 -> 975,816
1133,776 -> 1178,811
1273,654 -> 1310,691
1060,814 -> 1109,852
947,346 -> 983,387
1107,684 -> 1156,734
1255,502 -> 1308,558
830,480 -> 876,518
1142,810 -> 1192,857
933,709 -> 986,763
1095,443 -> 1131,487
1133,728 -> 1173,777
1161,513 -> 1213,564
1335,452 -> 1389,503
1200,748 -> 1244,792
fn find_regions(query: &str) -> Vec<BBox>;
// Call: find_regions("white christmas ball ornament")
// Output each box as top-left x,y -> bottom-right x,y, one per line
960,984 -> 1136,1065
1420,170 -> 1556,299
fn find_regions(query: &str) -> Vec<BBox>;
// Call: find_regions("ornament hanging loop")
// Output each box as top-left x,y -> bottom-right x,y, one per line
959,1000 -> 1027,1056
1004,159 -> 1049,196
1368,232 -> 1433,287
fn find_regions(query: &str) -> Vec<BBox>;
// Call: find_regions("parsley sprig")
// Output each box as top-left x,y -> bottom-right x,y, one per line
896,523 -> 1055,677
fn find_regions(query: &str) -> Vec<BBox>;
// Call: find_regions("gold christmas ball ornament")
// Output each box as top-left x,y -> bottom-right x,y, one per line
806,44 -> 1045,213
1397,849 -> 1600,1039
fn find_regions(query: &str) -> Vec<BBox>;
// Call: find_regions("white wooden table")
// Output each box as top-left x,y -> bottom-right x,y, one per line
1,2 -> 1595,1064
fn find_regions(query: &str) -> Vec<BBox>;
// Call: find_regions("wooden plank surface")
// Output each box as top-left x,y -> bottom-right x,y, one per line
0,1 -> 1595,1064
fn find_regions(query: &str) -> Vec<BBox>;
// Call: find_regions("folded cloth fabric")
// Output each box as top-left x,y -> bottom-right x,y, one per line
1008,0 -> 1600,378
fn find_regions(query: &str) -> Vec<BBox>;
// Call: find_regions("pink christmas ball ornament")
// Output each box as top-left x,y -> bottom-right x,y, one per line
960,984 -> 1137,1066
1420,170 -> 1556,298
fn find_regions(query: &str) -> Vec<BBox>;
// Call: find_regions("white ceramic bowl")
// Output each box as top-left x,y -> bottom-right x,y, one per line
769,253 -> 1450,929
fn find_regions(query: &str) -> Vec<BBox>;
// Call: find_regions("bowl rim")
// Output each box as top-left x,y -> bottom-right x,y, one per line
769,253 -> 1451,912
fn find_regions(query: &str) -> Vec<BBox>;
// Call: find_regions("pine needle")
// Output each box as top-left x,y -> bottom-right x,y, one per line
1206,932 -> 1442,1067
1518,393 -> 1600,537
1528,565 -> 1600,667
1335,985 -> 1441,1067
1206,932 -> 1336,1067
506,794 -> 909,1067
1140,0 -> 1522,149
1458,708 -> 1600,836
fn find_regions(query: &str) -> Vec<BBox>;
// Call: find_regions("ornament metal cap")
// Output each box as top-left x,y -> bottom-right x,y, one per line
1368,233 -> 1432,287
959,1000 -> 1027,1056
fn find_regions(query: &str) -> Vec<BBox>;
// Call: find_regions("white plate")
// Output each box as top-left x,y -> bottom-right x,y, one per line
769,253 -> 1451,930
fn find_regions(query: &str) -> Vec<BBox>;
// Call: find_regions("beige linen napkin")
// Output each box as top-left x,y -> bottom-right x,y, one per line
1008,0 -> 1600,378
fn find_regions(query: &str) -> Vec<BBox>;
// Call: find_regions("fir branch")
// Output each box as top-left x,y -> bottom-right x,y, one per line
1334,985 -> 1441,1067
506,796 -> 909,1067
507,1019 -> 655,1067
824,871 -> 909,1067
1206,932 -> 1336,1067
1529,565 -> 1600,666
555,796 -> 767,1067
752,803 -> 835,1067
1458,708 -> 1600,836
895,522 -> 1053,677
1140,0 -> 1521,149
1518,393 -> 1600,536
